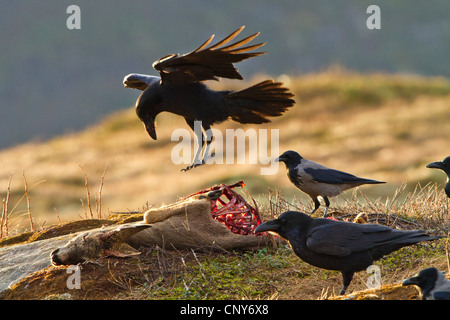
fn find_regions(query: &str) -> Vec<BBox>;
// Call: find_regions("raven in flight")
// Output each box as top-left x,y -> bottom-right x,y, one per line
124,26 -> 295,171
255,211 -> 441,295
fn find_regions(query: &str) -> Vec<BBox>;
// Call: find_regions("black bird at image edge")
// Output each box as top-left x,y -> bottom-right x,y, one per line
255,211 -> 441,295
124,26 -> 295,171
426,156 -> 450,198
402,267 -> 450,300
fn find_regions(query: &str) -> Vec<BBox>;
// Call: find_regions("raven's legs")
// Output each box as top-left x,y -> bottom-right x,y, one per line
181,120 -> 214,172
310,197 -> 331,218
323,197 -> 330,218
309,196 -> 330,218
192,127 -> 206,166
202,125 -> 215,163
310,198 -> 321,215
340,271 -> 354,295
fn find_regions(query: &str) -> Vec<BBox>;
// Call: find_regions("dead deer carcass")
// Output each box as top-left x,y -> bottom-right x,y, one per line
128,181 -> 272,250
51,224 -> 151,265
51,182 -> 275,265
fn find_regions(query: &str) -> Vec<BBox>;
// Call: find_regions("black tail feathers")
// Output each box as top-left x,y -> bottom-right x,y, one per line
226,80 -> 295,124
372,230 -> 441,261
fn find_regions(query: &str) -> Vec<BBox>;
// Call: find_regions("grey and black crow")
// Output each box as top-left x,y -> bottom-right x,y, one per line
426,156 -> 450,198
124,26 -> 295,171
276,150 -> 385,217
402,267 -> 450,300
254,211 -> 441,295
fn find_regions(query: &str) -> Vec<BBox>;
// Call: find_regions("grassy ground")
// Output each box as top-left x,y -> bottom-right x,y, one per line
1,185 -> 448,300
0,70 -> 449,299
1,69 -> 450,234
3,238 -> 447,300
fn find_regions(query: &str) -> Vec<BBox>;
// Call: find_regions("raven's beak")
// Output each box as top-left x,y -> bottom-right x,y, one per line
402,276 -> 421,287
254,219 -> 281,233
426,161 -> 444,170
275,155 -> 284,163
123,78 -> 132,88
123,79 -> 138,88
144,118 -> 157,140
123,75 -> 138,88
122,74 -> 131,87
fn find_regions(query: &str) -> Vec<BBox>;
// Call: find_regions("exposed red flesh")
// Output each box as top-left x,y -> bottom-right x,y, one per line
184,181 -> 264,236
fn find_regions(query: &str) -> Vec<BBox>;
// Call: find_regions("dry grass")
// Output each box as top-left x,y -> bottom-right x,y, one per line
1,69 -> 450,234
262,183 -> 449,235
1,182 -> 448,300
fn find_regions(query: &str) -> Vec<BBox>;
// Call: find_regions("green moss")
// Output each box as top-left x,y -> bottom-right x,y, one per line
131,246 -> 296,300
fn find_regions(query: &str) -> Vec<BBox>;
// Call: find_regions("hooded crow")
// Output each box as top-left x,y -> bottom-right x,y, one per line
254,211 -> 441,295
276,150 -> 385,217
124,26 -> 295,171
426,156 -> 450,198
402,267 -> 450,300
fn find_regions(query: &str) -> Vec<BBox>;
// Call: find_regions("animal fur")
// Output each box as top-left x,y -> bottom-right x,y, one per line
128,194 -> 272,251
51,194 -> 274,265
51,224 -> 152,265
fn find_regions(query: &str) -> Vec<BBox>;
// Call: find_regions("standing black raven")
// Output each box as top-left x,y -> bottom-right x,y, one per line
402,267 -> 450,300
276,150 -> 385,217
426,156 -> 450,198
124,26 -> 295,171
254,211 -> 441,295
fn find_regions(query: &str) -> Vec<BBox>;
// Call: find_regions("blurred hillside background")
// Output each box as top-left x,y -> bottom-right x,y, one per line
1,0 -> 450,149
1,1 -> 450,230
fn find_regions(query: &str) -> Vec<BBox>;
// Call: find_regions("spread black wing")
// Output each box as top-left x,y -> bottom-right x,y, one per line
152,26 -> 265,85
